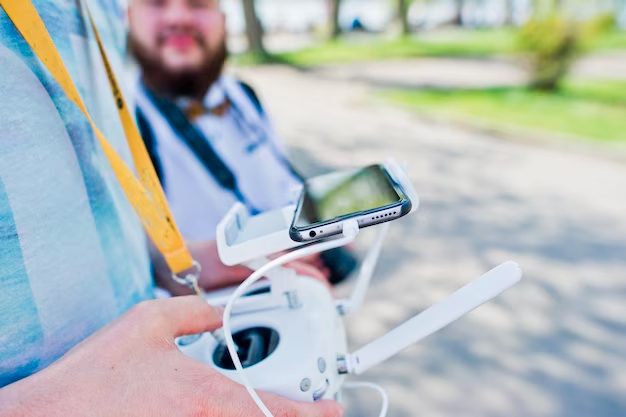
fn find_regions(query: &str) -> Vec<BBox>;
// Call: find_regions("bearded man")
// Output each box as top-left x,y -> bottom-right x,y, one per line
128,0 -> 302,240
128,0 -> 357,284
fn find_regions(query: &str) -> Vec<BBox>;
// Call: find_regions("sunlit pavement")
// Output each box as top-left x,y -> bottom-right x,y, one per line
306,52 -> 626,90
234,64 -> 626,417
309,57 -> 528,89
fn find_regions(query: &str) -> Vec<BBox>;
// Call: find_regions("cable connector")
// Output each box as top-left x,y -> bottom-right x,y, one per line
341,219 -> 359,239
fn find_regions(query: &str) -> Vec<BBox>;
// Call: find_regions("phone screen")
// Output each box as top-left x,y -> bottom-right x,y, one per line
294,165 -> 403,228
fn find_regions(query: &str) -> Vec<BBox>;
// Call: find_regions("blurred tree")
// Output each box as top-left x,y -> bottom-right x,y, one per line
330,0 -> 343,39
452,0 -> 465,25
519,12 -> 608,91
399,0 -> 411,35
519,16 -> 580,91
242,0 -> 266,56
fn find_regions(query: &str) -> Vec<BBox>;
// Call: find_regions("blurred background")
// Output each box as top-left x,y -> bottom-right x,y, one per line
222,1 -> 626,416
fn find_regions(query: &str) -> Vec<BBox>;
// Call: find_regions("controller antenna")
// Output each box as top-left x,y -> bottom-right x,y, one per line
340,261 -> 522,375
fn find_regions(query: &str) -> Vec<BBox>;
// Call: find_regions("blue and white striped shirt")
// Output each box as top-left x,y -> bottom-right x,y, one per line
0,0 -> 153,388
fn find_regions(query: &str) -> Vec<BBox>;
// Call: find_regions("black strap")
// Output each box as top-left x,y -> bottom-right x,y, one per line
238,81 -> 265,116
136,107 -> 163,183
143,88 -> 239,194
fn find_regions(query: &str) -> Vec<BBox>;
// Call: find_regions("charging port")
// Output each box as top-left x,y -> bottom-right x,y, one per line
213,327 -> 279,370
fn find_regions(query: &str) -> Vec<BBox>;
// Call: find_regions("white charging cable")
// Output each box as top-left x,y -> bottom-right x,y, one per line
337,221 -> 390,315
342,381 -> 389,417
222,221 -> 360,417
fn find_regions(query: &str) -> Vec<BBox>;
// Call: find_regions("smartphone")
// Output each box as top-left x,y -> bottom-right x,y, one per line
289,164 -> 412,242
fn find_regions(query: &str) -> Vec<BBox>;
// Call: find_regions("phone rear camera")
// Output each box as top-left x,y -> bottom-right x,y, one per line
309,231 -> 317,238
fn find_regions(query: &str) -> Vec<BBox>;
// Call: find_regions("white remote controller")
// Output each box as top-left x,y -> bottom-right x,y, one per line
178,160 -> 522,415
179,249 -> 522,404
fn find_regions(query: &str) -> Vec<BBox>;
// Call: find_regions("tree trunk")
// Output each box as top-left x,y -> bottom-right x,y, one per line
399,0 -> 411,35
242,0 -> 266,55
452,0 -> 464,26
330,0 -> 342,40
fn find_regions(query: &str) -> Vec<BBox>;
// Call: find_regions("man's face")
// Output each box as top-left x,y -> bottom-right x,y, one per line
129,0 -> 226,87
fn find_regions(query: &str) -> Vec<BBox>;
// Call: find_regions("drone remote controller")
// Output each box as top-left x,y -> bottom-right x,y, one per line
178,160 -> 523,415
180,257 -> 521,403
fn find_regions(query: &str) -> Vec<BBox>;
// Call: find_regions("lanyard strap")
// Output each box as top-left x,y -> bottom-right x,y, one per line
0,0 -> 199,283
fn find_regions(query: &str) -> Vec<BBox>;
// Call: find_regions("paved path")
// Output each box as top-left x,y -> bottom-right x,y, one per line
234,64 -> 626,417
310,57 -> 528,89
307,51 -> 626,90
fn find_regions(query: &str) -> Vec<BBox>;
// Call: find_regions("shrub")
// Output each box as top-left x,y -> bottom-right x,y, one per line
518,15 -> 583,91
518,13 -> 615,92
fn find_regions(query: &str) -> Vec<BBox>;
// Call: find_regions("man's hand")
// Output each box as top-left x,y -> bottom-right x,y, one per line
188,240 -> 253,291
0,297 -> 343,417
285,259 -> 333,292
288,253 -> 331,280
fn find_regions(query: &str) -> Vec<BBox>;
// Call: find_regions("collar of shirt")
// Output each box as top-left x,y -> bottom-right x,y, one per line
176,79 -> 231,121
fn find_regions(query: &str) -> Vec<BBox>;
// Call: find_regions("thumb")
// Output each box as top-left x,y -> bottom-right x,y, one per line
286,261 -> 333,292
261,392 -> 344,417
291,400 -> 344,417
134,296 -> 223,339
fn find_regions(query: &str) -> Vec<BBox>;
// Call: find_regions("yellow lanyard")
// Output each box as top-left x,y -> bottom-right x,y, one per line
1,0 -> 201,290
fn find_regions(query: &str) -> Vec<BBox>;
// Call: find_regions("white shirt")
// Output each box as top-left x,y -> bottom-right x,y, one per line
135,75 -> 302,241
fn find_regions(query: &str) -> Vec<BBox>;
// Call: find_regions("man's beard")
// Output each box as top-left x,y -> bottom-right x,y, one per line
129,34 -> 227,99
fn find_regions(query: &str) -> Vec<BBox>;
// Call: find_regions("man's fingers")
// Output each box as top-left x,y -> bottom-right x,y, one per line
286,261 -> 326,281
224,264 -> 255,281
296,252 -> 322,264
131,296 -> 222,339
261,392 -> 344,417
290,400 -> 344,417
286,261 -> 333,291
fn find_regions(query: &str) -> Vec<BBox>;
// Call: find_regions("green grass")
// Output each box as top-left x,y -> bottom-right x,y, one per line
232,29 -> 626,67
230,51 -> 292,66
382,80 -> 626,143
592,29 -> 626,50
272,30 -> 519,66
